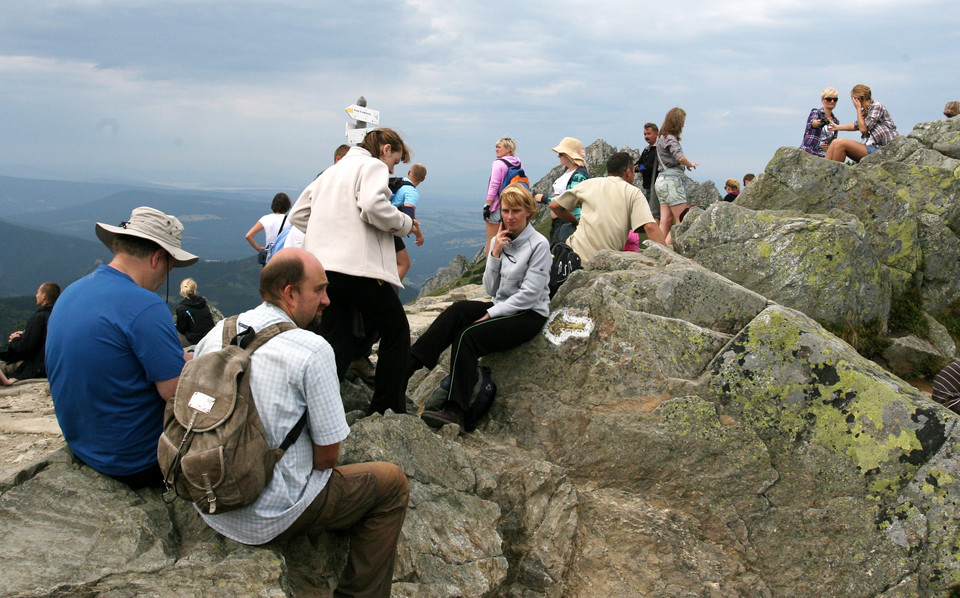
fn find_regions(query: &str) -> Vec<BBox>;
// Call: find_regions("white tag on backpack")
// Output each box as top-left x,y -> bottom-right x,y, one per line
188,391 -> 216,414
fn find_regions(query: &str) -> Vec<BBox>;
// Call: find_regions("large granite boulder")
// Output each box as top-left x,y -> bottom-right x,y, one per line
678,118 -> 960,376
480,245 -> 960,596
676,201 -> 890,329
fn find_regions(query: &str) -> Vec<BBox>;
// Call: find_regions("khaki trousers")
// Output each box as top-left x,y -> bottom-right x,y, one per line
277,462 -> 409,598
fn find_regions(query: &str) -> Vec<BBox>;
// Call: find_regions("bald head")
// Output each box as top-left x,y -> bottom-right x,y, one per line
260,248 -> 329,328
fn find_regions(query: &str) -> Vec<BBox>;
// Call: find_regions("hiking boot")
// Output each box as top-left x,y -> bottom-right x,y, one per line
347,357 -> 376,385
420,405 -> 465,430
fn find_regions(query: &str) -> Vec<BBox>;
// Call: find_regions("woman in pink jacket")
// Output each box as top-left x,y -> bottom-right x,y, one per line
484,137 -> 523,254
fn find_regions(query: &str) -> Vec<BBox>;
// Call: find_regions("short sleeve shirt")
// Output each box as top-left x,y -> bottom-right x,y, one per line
194,302 -> 350,545
555,176 -> 655,262
391,178 -> 420,208
46,265 -> 186,476
259,212 -> 291,246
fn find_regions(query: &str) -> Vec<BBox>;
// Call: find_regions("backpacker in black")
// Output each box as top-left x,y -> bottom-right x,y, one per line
158,316 -> 305,514
424,365 -> 496,432
548,242 -> 582,299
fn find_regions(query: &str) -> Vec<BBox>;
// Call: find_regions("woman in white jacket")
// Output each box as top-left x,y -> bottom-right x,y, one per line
410,185 -> 551,431
289,128 -> 420,415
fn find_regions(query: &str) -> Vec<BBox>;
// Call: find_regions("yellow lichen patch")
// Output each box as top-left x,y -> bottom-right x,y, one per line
809,365 -> 922,479
758,241 -> 771,259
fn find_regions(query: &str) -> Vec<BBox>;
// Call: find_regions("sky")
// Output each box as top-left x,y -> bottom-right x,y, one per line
2,0 -> 958,203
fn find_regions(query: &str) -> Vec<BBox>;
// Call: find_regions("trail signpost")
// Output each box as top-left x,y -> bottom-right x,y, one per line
345,96 -> 379,144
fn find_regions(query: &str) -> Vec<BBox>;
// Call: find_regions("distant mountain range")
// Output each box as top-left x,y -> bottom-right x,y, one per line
0,175 -> 484,339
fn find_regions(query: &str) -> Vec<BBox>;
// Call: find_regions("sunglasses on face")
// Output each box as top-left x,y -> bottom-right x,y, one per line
823,97 -> 838,102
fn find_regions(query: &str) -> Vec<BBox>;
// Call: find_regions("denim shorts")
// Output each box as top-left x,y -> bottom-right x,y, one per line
655,171 -> 687,207
866,144 -> 878,155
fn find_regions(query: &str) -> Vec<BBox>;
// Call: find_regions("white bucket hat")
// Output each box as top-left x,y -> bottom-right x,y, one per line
552,137 -> 586,167
96,206 -> 199,267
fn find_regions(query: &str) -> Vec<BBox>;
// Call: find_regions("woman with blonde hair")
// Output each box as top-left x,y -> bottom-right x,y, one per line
412,184 -> 551,431
484,137 -> 524,254
800,87 -> 840,157
290,127 -> 421,415
174,278 -> 215,347
722,179 -> 740,202
654,107 -> 699,245
825,84 -> 898,162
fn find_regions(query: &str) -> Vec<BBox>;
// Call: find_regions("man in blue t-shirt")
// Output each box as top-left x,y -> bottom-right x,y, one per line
46,206 -> 199,489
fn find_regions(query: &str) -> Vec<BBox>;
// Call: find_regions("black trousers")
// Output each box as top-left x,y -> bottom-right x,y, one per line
411,301 -> 546,412
320,271 -> 410,414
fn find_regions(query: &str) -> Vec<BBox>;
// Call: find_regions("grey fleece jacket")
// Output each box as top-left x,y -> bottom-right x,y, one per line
483,222 -> 551,318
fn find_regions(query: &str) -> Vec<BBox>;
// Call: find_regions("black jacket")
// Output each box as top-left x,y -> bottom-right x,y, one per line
175,295 -> 216,345
1,304 -> 53,379
637,145 -> 658,190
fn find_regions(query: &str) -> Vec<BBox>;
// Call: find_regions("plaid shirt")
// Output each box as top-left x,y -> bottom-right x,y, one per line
861,101 -> 898,147
800,108 -> 838,157
934,360 -> 960,414
194,302 -> 350,545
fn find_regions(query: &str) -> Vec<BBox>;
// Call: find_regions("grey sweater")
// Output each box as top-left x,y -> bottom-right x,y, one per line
483,223 -> 552,318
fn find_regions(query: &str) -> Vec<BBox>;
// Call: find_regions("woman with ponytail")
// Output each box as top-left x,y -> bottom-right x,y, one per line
290,128 -> 421,415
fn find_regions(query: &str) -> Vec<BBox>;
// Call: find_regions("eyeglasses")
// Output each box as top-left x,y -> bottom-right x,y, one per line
823,97 -> 838,102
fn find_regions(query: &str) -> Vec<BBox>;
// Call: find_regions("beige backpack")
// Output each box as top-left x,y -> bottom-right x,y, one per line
158,316 -> 304,514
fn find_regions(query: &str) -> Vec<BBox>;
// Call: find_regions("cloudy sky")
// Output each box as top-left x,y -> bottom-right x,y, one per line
2,0 -> 957,201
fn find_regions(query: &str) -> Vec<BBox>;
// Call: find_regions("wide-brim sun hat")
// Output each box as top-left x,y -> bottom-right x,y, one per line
96,206 -> 199,267
552,137 -> 586,167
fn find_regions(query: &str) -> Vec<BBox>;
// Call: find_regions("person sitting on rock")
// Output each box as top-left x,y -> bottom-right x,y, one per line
933,360 -> 960,414
193,248 -> 409,597
550,152 -> 666,262
825,84 -> 898,163
412,185 -> 551,431
722,179 -> 740,202
46,207 -> 198,489
174,277 -> 215,347
0,281 -> 60,382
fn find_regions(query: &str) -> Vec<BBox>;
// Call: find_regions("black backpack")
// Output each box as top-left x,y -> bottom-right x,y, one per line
388,177 -> 414,195
424,366 -> 496,432
548,242 -> 582,299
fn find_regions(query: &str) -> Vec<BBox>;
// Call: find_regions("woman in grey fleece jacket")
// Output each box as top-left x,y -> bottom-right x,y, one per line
411,185 -> 551,431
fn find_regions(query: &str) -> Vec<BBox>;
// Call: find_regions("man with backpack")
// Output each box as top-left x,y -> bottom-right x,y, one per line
550,152 -> 666,262
191,248 -> 409,598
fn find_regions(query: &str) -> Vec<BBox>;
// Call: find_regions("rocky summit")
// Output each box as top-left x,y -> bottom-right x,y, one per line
676,117 -> 960,379
4,120 -> 960,597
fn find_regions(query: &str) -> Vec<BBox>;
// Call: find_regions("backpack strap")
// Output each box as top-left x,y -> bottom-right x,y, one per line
241,321 -> 305,450
280,412 -> 308,451
242,321 -> 297,354
222,315 -> 239,346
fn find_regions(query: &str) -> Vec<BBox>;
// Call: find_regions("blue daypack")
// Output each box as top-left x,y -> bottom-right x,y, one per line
268,227 -> 292,261
497,158 -> 531,195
